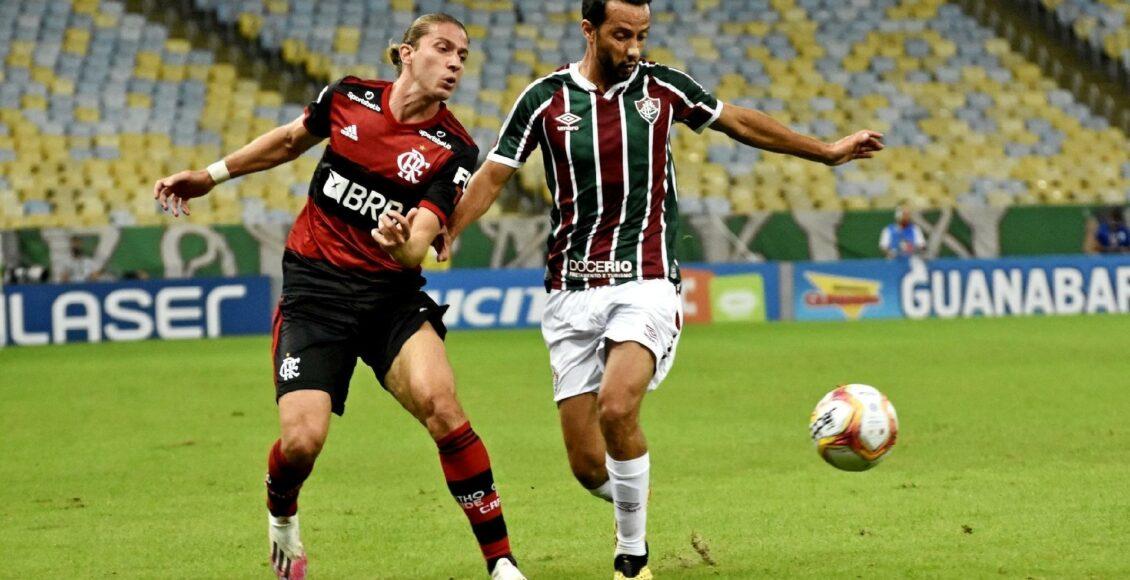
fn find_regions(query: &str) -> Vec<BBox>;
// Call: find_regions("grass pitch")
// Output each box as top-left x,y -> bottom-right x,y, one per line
2,315 -> 1129,578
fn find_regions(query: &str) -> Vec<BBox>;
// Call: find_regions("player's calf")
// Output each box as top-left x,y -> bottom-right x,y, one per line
566,448 -> 613,501
436,421 -> 519,575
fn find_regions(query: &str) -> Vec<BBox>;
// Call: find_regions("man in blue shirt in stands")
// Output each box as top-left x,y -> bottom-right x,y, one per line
880,205 -> 925,259
1088,207 -> 1130,254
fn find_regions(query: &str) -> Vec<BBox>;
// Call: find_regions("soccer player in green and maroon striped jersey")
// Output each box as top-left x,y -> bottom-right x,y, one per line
443,1 -> 883,577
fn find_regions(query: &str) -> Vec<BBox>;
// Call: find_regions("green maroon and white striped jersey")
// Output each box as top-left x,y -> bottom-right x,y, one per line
487,62 -> 722,291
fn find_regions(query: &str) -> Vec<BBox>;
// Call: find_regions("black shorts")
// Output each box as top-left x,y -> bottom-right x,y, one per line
270,290 -> 448,416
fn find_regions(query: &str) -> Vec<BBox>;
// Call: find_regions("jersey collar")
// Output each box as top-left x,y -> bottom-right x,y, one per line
568,61 -> 640,101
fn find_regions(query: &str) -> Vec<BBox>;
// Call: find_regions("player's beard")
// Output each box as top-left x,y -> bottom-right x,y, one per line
598,49 -> 637,83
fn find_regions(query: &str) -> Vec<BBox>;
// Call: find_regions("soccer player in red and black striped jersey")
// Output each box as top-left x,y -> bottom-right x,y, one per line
152,14 -> 525,580
441,1 -> 884,578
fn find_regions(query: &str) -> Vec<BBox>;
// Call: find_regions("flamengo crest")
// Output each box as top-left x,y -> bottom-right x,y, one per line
635,96 -> 660,124
397,149 -> 431,184
279,356 -> 301,381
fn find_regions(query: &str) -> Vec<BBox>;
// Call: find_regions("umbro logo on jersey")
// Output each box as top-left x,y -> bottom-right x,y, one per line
555,112 -> 582,132
340,124 -> 359,141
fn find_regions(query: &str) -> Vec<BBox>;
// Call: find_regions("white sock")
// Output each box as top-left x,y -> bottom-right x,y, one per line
587,479 -> 613,502
606,452 -> 649,557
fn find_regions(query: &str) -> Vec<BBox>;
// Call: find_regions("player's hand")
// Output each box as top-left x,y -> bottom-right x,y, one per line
153,169 -> 216,217
433,229 -> 453,262
372,208 -> 415,250
824,130 -> 884,166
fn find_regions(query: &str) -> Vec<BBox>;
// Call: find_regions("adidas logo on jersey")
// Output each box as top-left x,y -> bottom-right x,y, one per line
340,124 -> 359,141
322,169 -> 404,222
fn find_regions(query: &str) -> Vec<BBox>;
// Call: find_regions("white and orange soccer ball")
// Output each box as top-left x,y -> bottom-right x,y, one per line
809,384 -> 899,471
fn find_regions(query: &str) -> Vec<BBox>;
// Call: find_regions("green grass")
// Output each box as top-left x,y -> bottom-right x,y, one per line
3,315 -> 1129,579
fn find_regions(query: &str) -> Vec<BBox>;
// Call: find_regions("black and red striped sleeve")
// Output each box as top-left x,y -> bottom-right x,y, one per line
419,144 -> 478,227
302,78 -> 344,138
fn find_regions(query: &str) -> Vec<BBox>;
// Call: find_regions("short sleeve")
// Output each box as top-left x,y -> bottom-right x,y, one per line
486,80 -> 558,168
651,65 -> 723,133
302,79 -> 341,138
419,145 -> 478,227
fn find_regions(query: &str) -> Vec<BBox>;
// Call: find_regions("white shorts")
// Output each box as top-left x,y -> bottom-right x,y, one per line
541,279 -> 683,402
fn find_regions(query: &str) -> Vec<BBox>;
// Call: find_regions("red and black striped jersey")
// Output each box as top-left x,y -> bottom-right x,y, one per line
284,76 -> 477,297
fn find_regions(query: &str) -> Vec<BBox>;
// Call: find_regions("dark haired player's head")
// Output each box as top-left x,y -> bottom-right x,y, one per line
387,13 -> 469,101
581,0 -> 652,83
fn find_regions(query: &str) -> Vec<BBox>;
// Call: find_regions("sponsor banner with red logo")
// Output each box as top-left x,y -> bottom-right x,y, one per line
794,261 -> 902,321
794,256 -> 1130,321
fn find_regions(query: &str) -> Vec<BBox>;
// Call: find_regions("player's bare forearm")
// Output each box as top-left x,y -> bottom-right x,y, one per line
713,105 -> 830,162
448,160 -> 517,239
375,208 -> 441,269
712,105 -> 884,166
223,116 -> 324,178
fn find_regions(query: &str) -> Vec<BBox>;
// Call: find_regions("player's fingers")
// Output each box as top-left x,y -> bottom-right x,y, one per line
380,216 -> 406,244
182,199 -> 191,216
405,207 -> 419,223
155,183 -> 170,210
391,211 -> 411,233
153,179 -> 166,200
379,215 -> 397,238
855,151 -> 874,159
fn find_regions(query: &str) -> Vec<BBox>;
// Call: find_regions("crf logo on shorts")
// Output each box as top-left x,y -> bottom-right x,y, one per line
279,356 -> 301,381
323,169 -> 405,220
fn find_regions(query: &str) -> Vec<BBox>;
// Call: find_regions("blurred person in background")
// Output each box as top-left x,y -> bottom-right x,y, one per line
880,205 -> 925,259
59,237 -> 105,282
1084,206 -> 1129,254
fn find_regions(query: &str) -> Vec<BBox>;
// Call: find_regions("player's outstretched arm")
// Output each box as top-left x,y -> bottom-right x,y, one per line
435,160 -> 517,262
373,208 -> 442,269
152,115 -> 324,217
711,104 -> 884,166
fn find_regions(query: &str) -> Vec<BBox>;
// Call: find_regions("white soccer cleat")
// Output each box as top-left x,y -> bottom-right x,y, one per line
268,513 -> 307,580
490,557 -> 527,580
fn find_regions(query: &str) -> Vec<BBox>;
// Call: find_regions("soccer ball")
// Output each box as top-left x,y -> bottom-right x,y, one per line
809,384 -> 899,471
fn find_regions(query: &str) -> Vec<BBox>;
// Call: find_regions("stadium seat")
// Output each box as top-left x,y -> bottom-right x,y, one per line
3,0 -> 1128,229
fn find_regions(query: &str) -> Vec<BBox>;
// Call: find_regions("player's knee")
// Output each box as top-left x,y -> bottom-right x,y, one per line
596,394 -> 638,429
420,389 -> 467,438
281,429 -> 325,464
